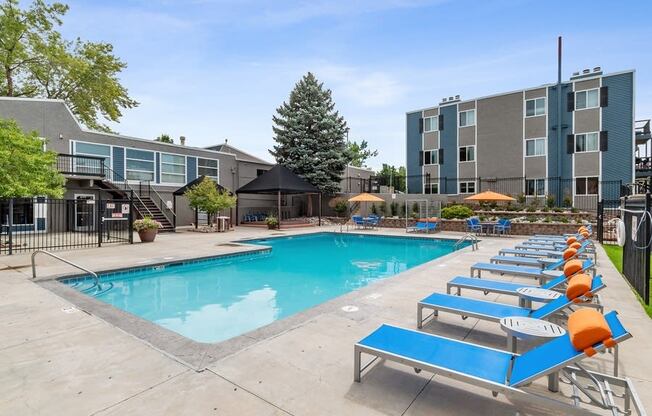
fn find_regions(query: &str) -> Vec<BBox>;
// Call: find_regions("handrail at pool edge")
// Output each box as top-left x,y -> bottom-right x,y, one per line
31,249 -> 100,289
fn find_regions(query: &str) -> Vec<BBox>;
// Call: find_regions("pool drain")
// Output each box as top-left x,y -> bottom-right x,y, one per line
341,305 -> 359,312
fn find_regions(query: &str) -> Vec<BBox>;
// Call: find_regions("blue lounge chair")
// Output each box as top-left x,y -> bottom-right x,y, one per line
491,243 -> 590,267
493,218 -> 511,236
466,217 -> 482,233
417,274 -> 604,328
406,221 -> 438,233
447,259 -> 594,299
470,258 -> 595,284
354,311 -> 644,415
499,240 -> 594,259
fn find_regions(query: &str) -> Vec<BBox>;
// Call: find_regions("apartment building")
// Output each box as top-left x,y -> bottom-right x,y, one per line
0,97 -> 273,231
406,67 -> 635,206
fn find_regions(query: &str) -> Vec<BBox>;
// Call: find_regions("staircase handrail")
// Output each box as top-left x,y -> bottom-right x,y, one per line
103,166 -> 154,218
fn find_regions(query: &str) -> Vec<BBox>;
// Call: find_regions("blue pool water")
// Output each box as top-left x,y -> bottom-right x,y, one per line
65,233 -> 464,343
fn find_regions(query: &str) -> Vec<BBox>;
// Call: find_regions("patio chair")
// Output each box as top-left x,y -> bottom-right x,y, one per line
417,274 -> 605,329
498,240 -> 595,261
493,218 -> 511,236
351,215 -> 366,229
466,217 -> 482,233
367,215 -> 381,229
354,311 -> 644,415
447,258 -> 594,299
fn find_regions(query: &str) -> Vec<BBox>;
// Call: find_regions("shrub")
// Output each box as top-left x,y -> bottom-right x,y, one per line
543,216 -> 552,223
390,201 -> 398,217
542,206 -> 550,212
412,202 -> 420,214
546,194 -> 555,209
371,203 -> 378,215
563,195 -> 572,208
379,202 -> 387,215
517,193 -> 526,204
133,217 -> 161,232
526,206 -> 536,213
527,216 -> 537,223
553,207 -> 563,213
571,207 -> 579,213
333,200 -> 348,217
265,216 -> 279,227
559,216 -> 569,223
441,204 -> 474,219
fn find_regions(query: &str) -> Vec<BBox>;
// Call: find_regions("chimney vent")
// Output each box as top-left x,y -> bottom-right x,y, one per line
179,136 -> 186,146
593,66 -> 601,72
572,71 -> 580,76
455,95 -> 460,100
582,68 -> 590,74
442,97 -> 447,102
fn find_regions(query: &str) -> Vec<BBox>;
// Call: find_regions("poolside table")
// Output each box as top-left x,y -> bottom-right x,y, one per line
479,222 -> 497,236
500,316 -> 566,353
516,286 -> 561,308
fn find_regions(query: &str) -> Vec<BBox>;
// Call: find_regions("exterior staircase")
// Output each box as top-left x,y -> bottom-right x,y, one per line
133,196 -> 174,232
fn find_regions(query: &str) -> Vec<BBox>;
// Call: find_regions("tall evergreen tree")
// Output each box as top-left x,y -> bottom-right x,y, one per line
270,72 -> 348,194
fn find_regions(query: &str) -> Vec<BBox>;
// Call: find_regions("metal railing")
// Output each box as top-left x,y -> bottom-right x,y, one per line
102,166 -> 155,219
139,181 -> 175,225
56,154 -> 106,177
454,233 -> 478,251
32,249 -> 101,289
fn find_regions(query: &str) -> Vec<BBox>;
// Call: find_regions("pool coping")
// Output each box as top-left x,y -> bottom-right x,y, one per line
38,231 -> 475,370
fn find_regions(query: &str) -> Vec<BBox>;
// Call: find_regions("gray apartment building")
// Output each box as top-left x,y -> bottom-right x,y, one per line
0,97 -> 273,232
406,67 -> 636,207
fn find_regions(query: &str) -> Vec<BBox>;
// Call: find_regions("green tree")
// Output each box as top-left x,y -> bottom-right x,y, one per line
184,177 -> 237,225
0,0 -> 138,132
155,133 -> 173,144
346,139 -> 378,168
270,72 -> 349,194
0,118 -> 64,197
376,164 -> 406,193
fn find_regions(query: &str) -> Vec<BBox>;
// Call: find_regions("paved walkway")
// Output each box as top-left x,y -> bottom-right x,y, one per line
1,227 -> 650,415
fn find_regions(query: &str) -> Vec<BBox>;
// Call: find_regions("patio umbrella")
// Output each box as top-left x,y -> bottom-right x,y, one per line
464,191 -> 515,202
348,193 -> 384,220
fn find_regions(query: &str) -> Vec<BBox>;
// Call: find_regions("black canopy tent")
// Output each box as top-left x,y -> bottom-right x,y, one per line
173,175 -> 234,229
235,165 -> 321,229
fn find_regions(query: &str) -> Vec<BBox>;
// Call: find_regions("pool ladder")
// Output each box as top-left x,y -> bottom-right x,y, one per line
454,233 -> 478,251
31,249 -> 102,292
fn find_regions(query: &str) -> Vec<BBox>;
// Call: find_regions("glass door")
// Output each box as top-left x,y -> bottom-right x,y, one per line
74,194 -> 95,231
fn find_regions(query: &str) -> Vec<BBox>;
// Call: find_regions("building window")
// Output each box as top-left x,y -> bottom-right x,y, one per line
525,138 -> 546,156
74,142 -> 111,173
126,148 -> 155,181
424,182 -> 439,194
459,181 -> 475,194
197,158 -> 219,182
423,149 -> 439,165
575,177 -> 599,195
0,199 -> 34,227
424,116 -> 438,132
525,179 -> 545,196
256,169 -> 266,177
161,153 -> 186,184
459,146 -> 475,162
575,132 -> 599,153
525,97 -> 546,117
459,109 -> 475,127
575,89 -> 599,110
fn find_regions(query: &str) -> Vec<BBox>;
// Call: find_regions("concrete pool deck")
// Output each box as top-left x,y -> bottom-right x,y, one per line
1,227 -> 650,415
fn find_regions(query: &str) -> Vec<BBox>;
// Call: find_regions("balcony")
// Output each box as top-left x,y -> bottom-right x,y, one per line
56,154 -> 106,178
635,120 -> 652,178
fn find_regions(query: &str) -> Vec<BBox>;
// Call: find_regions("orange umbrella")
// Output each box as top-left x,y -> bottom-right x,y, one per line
348,193 -> 384,202
464,191 -> 515,202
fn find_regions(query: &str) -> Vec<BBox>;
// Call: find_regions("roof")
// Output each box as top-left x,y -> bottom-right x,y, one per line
173,175 -> 232,196
206,142 -> 273,165
0,97 -> 236,159
236,165 -> 320,194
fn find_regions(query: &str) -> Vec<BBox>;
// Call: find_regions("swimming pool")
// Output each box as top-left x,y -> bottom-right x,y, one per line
64,233 -> 466,343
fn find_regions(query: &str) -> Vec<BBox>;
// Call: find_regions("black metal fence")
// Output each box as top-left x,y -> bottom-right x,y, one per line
621,194 -> 651,304
1,196 -> 133,255
358,174 -> 623,211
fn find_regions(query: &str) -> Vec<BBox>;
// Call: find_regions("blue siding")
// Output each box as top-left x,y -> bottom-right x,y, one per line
112,147 -> 125,181
547,83 -> 573,180
602,72 -> 634,191
155,152 -> 161,183
406,111 -> 422,193
187,156 -> 197,180
439,104 -> 458,194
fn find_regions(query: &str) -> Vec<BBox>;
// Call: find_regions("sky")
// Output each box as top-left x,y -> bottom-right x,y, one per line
59,0 -> 652,170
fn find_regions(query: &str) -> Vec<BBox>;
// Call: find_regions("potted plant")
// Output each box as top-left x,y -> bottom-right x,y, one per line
133,216 -> 162,242
265,216 -> 279,230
